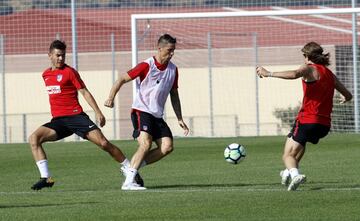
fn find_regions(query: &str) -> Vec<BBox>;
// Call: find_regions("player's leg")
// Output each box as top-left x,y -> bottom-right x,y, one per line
123,120 -> 173,188
86,129 -> 127,163
295,146 -> 306,162
68,112 -> 130,166
28,125 -> 58,190
29,126 -> 57,161
69,112 -> 143,187
144,137 -> 173,165
123,137 -> 172,188
121,131 -> 152,190
280,145 -> 305,186
142,117 -> 173,165
84,128 -> 146,186
132,132 -> 153,169
282,137 -> 303,172
280,120 -> 303,186
280,138 -> 297,186
121,110 -> 157,190
283,137 -> 306,191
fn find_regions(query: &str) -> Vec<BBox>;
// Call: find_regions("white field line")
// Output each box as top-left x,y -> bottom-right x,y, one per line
223,7 -> 360,35
142,187 -> 360,193
1,186 -> 360,195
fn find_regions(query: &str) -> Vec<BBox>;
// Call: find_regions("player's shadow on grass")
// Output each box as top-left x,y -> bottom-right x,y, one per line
151,182 -> 280,189
309,183 -> 360,191
0,201 -> 99,209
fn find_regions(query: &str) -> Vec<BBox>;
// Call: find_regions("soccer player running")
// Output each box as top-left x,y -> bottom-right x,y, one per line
256,42 -> 352,191
104,34 -> 189,190
29,40 -> 141,190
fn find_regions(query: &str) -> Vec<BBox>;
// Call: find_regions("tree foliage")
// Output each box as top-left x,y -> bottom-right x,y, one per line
273,94 -> 355,132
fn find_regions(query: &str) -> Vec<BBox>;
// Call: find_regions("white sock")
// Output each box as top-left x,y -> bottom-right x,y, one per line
123,168 -> 137,185
282,169 -> 290,177
289,168 -> 299,179
36,159 -> 51,178
121,158 -> 130,167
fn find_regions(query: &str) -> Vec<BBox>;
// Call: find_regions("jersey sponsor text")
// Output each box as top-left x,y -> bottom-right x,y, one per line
46,85 -> 61,94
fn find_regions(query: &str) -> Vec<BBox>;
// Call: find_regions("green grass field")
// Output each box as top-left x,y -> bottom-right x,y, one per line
0,133 -> 360,220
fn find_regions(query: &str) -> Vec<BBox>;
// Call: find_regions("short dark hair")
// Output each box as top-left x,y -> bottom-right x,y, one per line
157,34 -> 176,46
301,42 -> 330,66
49,40 -> 66,53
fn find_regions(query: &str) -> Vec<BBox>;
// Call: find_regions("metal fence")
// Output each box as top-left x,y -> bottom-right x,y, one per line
0,1 -> 359,143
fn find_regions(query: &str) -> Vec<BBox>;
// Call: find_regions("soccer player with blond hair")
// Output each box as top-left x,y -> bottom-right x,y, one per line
256,42 -> 352,191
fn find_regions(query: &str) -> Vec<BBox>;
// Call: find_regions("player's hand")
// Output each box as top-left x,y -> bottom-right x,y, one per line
178,120 -> 190,136
104,98 -> 114,108
256,66 -> 271,78
339,96 -> 348,104
96,112 -> 106,127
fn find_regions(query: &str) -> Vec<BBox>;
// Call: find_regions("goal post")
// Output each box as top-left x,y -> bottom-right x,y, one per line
131,7 -> 360,137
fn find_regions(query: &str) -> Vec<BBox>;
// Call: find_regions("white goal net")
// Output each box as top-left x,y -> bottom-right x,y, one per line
131,7 -> 360,137
0,2 -> 359,142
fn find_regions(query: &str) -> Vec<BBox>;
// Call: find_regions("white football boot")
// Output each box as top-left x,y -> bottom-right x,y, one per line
120,165 -> 144,187
287,174 -> 306,191
280,170 -> 291,186
121,182 -> 147,191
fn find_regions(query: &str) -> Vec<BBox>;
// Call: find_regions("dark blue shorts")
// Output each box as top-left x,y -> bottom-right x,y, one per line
288,120 -> 330,147
131,110 -> 173,140
43,112 -> 99,140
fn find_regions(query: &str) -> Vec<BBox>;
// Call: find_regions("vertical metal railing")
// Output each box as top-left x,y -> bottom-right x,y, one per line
351,0 -> 359,132
253,32 -> 259,136
22,114 -> 27,143
207,32 -> 215,137
0,35 -> 6,143
111,33 -> 117,140
71,0 -> 78,71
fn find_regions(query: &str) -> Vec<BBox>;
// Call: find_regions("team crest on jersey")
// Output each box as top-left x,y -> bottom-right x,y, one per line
143,125 -> 148,131
57,74 -> 63,82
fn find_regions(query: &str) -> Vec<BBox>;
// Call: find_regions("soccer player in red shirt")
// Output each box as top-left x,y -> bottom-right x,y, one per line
29,40 -> 142,190
256,42 -> 352,191
105,34 -> 189,190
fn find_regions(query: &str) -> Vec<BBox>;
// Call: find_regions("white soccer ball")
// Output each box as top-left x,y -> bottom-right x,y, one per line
224,143 -> 246,164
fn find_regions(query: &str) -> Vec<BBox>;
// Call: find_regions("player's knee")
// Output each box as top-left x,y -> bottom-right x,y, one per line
139,145 -> 151,153
98,139 -> 111,150
162,144 -> 173,155
28,133 -> 42,152
138,138 -> 152,150
138,142 -> 152,154
28,133 -> 38,146
283,147 -> 301,160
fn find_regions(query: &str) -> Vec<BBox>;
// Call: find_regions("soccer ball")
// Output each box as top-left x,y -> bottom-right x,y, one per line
224,143 -> 246,164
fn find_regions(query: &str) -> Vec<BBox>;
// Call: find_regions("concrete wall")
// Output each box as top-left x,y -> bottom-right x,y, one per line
1,45 -> 336,142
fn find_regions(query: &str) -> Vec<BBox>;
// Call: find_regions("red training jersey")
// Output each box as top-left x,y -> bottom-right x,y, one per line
42,64 -> 85,118
297,64 -> 335,126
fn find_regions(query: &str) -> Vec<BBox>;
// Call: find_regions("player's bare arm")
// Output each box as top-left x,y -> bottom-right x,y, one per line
170,88 -> 189,136
79,88 -> 106,127
104,73 -> 132,108
334,75 -> 353,104
256,65 -> 311,80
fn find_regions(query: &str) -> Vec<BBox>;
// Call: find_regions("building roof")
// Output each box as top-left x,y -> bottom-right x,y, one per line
0,6 -> 358,55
